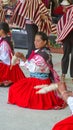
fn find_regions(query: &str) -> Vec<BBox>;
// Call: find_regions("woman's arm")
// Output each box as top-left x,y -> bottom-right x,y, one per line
15,52 -> 26,62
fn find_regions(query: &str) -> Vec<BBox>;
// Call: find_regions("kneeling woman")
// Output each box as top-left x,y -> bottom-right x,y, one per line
0,22 -> 25,86
8,32 -> 65,110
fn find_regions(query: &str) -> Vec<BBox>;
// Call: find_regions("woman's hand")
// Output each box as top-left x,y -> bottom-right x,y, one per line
40,14 -> 48,22
63,6 -> 67,13
15,52 -> 26,61
57,82 -> 67,95
57,82 -> 73,102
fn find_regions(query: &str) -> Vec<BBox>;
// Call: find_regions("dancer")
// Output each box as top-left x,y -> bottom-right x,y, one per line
0,22 -> 25,86
8,32 -> 65,110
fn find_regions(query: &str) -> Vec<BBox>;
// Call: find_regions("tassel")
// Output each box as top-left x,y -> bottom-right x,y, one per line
35,83 -> 58,94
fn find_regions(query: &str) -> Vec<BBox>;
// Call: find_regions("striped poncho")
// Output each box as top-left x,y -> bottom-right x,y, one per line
11,0 -> 52,35
56,6 -> 73,43
0,5 -> 5,22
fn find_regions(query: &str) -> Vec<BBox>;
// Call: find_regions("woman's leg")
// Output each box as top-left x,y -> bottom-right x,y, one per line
62,38 -> 71,75
61,32 -> 72,81
70,31 -> 73,78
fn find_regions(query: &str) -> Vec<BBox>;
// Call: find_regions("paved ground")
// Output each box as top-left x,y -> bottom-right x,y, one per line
0,49 -> 73,130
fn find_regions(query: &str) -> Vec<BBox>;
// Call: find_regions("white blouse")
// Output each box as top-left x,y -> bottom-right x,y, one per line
24,54 -> 50,73
0,39 -> 11,65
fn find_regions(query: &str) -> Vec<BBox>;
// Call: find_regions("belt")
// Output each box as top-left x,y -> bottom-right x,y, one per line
30,72 -> 49,79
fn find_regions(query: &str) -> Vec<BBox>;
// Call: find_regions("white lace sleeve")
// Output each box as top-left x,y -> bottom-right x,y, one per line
0,41 -> 11,65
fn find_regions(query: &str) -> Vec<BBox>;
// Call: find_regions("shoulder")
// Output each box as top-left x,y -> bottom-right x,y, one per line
38,47 -> 51,56
0,39 -> 10,50
1,39 -> 8,45
35,47 -> 51,61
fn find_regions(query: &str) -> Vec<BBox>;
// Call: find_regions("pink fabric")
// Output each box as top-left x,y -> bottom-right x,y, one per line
28,51 -> 35,61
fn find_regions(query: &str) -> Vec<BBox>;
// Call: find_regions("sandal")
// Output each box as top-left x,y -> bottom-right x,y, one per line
3,80 -> 13,87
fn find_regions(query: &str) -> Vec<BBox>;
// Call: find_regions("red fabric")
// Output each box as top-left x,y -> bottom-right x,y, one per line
52,115 -> 73,130
8,77 -> 65,110
42,0 -> 50,8
53,6 -> 64,15
28,50 -> 35,61
53,5 -> 73,15
0,62 -> 25,83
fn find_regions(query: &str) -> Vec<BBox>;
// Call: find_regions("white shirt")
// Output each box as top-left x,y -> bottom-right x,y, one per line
0,39 -> 11,65
67,97 -> 73,114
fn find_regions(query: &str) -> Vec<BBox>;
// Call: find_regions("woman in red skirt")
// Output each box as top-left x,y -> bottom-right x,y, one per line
0,22 -> 25,86
8,32 -> 65,110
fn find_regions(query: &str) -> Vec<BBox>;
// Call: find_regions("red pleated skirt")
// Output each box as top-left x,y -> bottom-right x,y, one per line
52,115 -> 73,130
0,62 -> 25,83
8,77 -> 65,110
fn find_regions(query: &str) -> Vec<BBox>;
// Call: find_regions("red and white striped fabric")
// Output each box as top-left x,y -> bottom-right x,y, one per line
51,24 -> 57,34
56,6 -> 73,43
0,5 -> 5,22
11,0 -> 52,35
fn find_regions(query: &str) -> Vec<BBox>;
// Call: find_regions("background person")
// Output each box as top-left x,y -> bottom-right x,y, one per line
56,6 -> 73,82
52,0 -> 71,23
0,22 -> 25,86
10,0 -> 53,58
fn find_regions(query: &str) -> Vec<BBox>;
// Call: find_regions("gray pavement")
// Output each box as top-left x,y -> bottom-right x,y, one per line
0,49 -> 73,130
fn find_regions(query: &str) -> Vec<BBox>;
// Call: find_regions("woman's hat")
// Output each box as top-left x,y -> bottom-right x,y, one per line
60,0 -> 70,5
